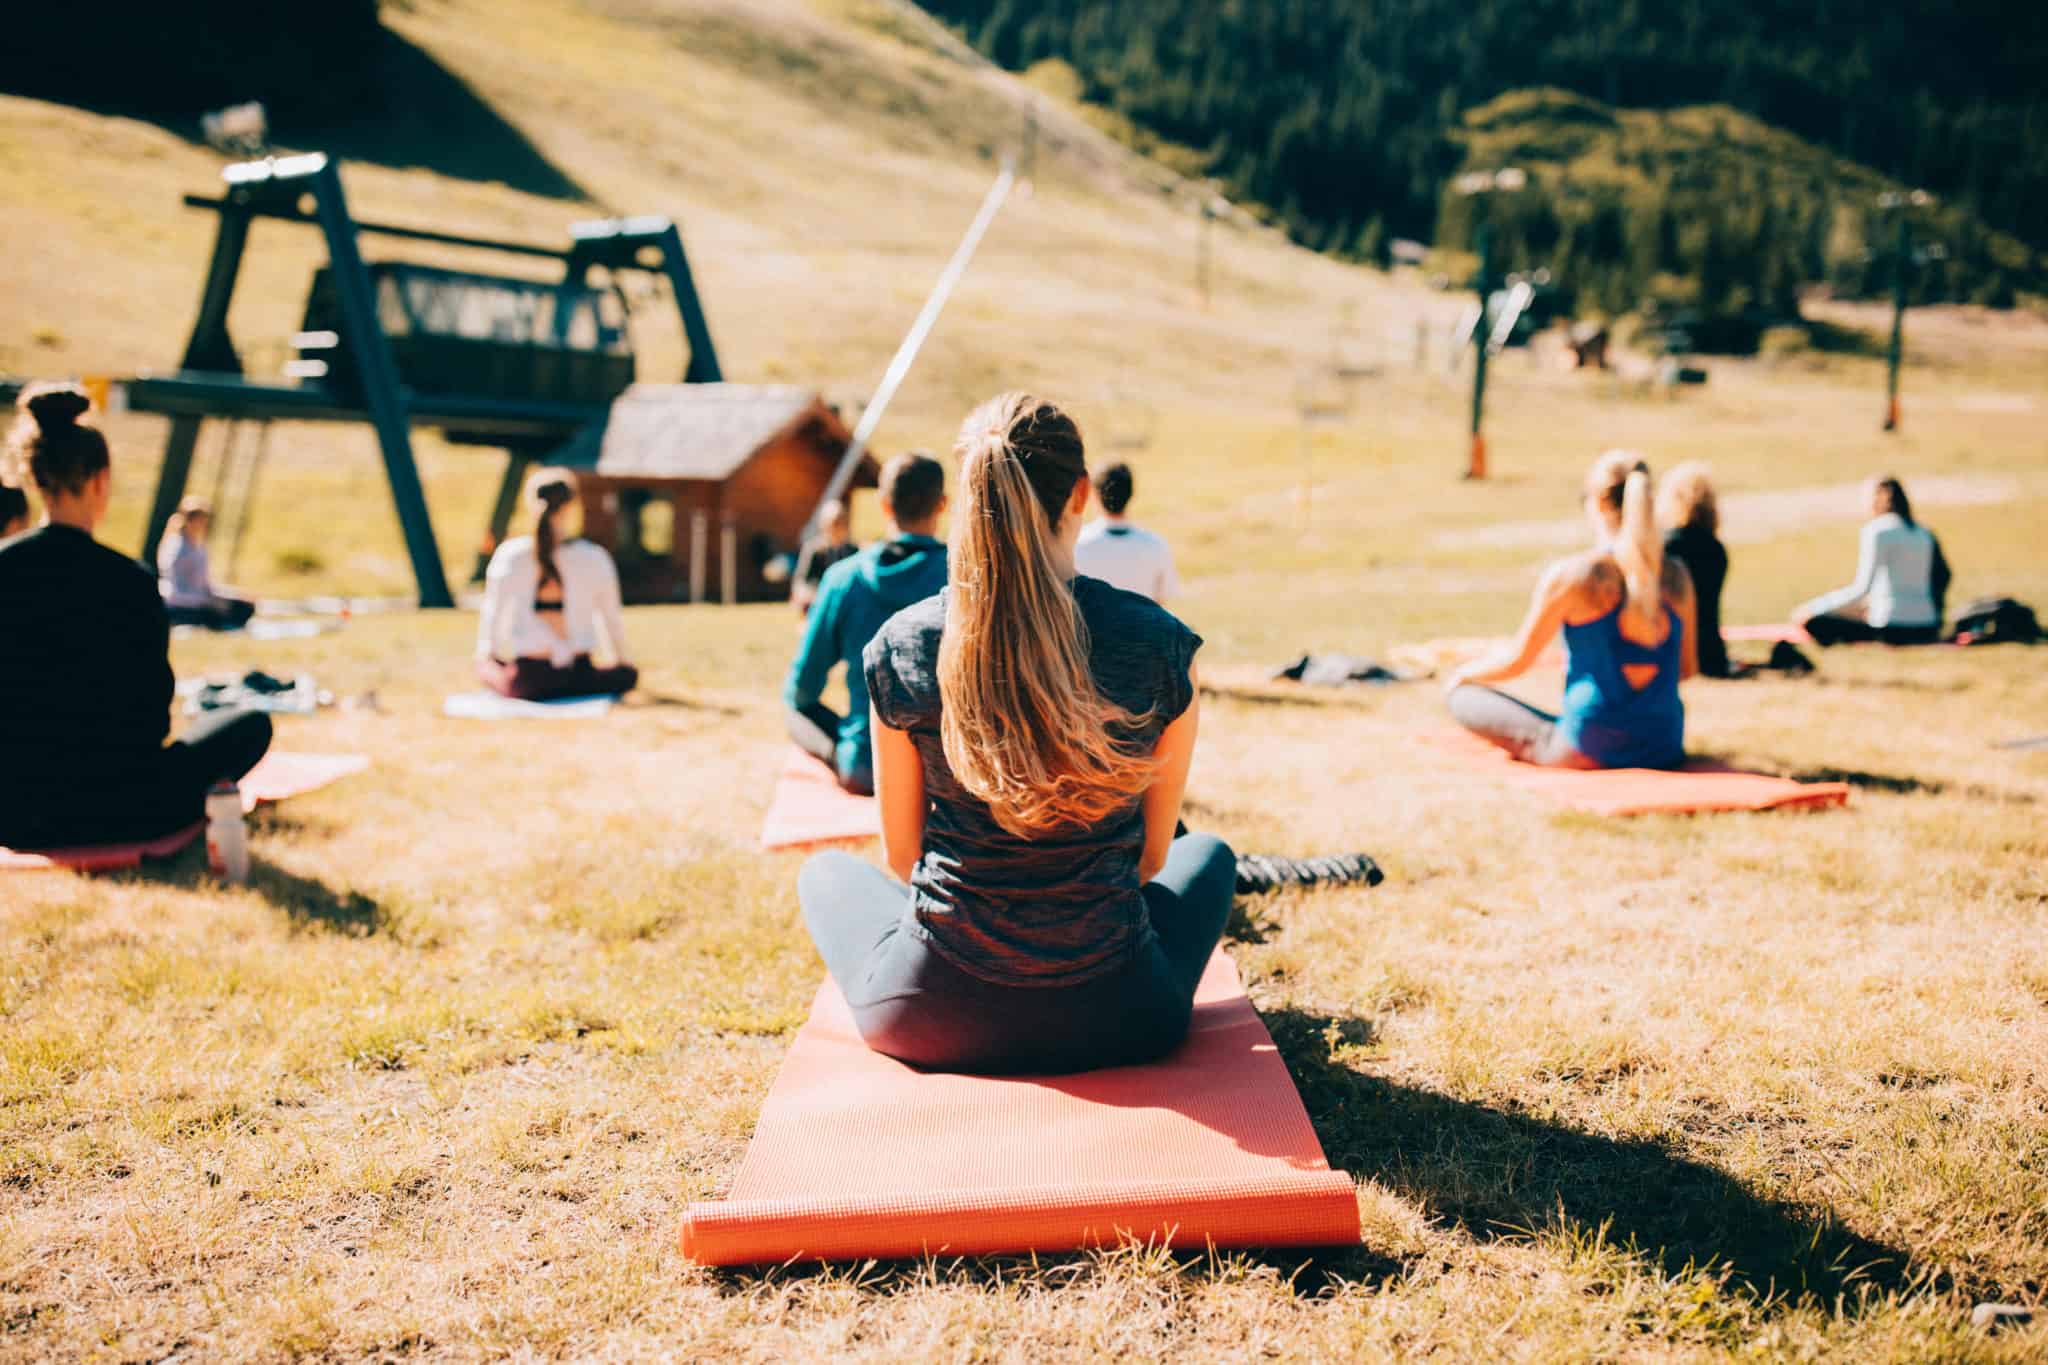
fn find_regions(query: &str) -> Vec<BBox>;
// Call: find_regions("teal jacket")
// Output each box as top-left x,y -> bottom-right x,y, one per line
783,535 -> 948,781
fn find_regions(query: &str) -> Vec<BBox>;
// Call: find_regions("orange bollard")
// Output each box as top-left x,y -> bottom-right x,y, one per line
1466,432 -> 1487,481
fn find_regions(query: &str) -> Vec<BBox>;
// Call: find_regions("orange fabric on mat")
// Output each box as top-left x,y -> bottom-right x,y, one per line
1423,730 -> 1849,815
237,752 -> 370,811
759,749 -> 880,851
1722,623 -> 1815,645
1,751 -> 369,872
679,952 -> 1360,1266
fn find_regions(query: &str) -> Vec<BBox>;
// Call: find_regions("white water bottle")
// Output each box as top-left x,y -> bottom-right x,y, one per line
205,782 -> 249,885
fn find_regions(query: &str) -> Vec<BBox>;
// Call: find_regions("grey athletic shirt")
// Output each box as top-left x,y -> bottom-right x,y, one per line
863,577 -> 1203,987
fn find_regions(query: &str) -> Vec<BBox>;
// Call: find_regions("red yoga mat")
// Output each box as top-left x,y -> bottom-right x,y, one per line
679,952 -> 1360,1266
0,751 -> 369,872
759,749 -> 880,851
1422,731 -> 1849,816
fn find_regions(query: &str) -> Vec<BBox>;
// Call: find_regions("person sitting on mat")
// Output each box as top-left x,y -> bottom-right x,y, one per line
476,467 -> 638,701
1445,450 -> 1698,770
1657,462 -> 1731,678
1793,475 -> 1951,647
157,496 -> 257,630
797,392 -> 1233,1076
0,383 -> 272,849
0,481 -> 27,540
783,452 -> 948,795
1074,460 -> 1180,603
790,498 -> 858,615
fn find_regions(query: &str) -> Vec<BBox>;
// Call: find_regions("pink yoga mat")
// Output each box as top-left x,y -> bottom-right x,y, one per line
0,751 -> 369,872
1422,731 -> 1850,816
759,750 -> 880,851
679,951 -> 1359,1266
1722,623 -> 1815,645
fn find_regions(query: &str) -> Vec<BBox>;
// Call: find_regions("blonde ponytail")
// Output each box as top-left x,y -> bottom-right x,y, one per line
1589,449 -> 1664,632
938,393 -> 1156,838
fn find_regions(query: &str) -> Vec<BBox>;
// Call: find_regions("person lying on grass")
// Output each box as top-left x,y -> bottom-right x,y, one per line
1445,450 -> 1698,770
796,392 -> 1235,1075
476,467 -> 638,702
0,383 -> 272,849
782,452 -> 948,796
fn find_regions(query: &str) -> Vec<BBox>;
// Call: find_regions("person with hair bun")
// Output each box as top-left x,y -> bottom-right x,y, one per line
0,382 -> 272,848
476,467 -> 637,701
1446,451 -> 1699,769
1657,461 -> 1731,678
796,393 -> 1231,1074
0,481 -> 27,539
157,495 -> 256,630
1793,475 -> 1950,646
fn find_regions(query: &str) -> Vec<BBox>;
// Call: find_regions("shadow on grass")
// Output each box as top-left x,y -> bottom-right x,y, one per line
1261,1006 -> 1931,1310
142,847 -> 382,934
13,28 -> 585,204
248,860 -> 382,934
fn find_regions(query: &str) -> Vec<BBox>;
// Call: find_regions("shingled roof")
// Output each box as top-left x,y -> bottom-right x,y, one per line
586,383 -> 857,481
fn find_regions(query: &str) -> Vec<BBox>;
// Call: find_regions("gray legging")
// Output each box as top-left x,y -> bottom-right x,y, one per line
798,833 -> 1236,1075
1447,683 -> 1598,769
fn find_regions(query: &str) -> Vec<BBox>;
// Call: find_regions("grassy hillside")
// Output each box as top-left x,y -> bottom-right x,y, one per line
3,3 -> 2048,1359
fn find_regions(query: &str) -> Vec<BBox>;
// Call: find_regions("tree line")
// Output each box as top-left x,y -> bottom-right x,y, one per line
923,0 -> 2047,313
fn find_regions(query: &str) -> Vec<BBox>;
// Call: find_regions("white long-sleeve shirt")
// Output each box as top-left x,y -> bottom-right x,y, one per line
1797,513 -> 1942,628
1074,518 -> 1181,603
477,536 -> 629,665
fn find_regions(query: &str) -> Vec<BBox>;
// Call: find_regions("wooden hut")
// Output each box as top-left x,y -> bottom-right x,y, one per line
570,383 -> 877,603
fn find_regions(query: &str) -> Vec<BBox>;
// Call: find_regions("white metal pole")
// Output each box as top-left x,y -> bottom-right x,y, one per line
806,161 -> 1018,535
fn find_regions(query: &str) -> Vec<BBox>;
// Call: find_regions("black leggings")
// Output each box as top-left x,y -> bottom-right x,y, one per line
165,598 -> 256,631
1803,616 -> 1941,648
0,708 -> 273,848
785,700 -> 873,795
798,833 -> 1237,1074
1447,683 -> 1597,768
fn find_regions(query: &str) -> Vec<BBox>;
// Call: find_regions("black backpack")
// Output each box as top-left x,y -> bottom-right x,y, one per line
1948,596 -> 2042,645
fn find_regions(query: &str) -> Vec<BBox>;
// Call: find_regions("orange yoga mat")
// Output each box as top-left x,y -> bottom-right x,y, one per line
0,751 -> 369,872
1722,623 -> 1815,645
759,749 -> 880,851
679,951 -> 1359,1266
1423,730 -> 1849,816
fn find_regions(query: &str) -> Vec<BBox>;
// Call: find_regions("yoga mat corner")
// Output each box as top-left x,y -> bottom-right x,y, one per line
759,749 -> 881,851
679,952 -> 1360,1266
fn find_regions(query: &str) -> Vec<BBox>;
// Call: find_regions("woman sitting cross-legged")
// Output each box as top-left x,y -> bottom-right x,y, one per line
0,383 -> 272,849
1446,450 -> 1698,769
798,392 -> 1235,1075
157,496 -> 257,630
476,468 -> 638,701
1793,475 -> 1950,647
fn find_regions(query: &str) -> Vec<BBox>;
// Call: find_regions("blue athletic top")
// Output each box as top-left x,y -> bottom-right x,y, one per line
1557,603 -> 1686,769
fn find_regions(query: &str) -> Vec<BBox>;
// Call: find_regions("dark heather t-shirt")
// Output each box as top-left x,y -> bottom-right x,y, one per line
863,577 -> 1203,988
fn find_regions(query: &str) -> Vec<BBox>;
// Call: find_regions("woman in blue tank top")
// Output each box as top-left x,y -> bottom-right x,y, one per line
1444,452 -> 1699,769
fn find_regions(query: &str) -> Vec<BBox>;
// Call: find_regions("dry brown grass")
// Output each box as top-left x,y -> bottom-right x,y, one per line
5,1 -> 2048,1359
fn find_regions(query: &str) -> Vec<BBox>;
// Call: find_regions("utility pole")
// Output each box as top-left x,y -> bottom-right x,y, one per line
1452,167 -> 1523,480
1468,222 -> 1492,480
1879,189 -> 1932,434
